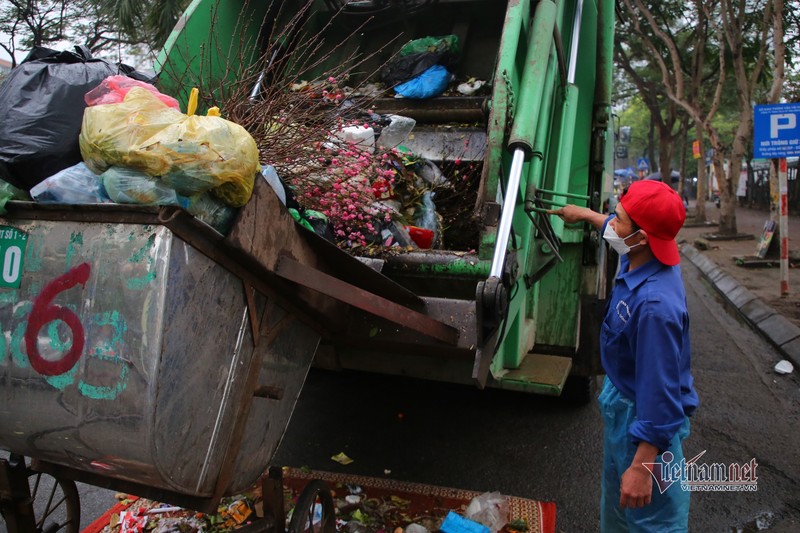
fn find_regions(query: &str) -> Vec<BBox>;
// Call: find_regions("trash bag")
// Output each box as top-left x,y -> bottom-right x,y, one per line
80,87 -> 259,207
0,180 -> 31,214
181,193 -> 238,235
394,65 -> 451,99
399,35 -> 460,57
0,46 -> 151,190
381,35 -> 459,87
100,166 -> 181,205
85,75 -> 180,108
29,162 -> 110,204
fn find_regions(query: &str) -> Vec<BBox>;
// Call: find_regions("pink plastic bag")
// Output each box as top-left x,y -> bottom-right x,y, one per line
84,75 -> 180,109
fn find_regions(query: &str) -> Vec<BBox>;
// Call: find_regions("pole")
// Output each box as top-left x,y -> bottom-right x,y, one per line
490,148 -> 526,278
779,158 -> 789,296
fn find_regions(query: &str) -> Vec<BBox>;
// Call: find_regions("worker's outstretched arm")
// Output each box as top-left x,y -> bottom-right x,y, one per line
547,205 -> 608,230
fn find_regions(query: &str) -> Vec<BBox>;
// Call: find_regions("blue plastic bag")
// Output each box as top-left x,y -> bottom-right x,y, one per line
394,65 -> 451,99
440,512 -> 490,533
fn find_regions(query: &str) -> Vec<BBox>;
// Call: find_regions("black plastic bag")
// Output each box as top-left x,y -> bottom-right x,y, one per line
381,48 -> 458,87
0,46 -> 153,190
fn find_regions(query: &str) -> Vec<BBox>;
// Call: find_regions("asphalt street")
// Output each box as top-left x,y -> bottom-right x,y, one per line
272,257 -> 800,532
6,256 -> 800,532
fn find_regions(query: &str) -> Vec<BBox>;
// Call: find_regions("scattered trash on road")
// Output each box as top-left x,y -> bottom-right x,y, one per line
774,360 -> 794,374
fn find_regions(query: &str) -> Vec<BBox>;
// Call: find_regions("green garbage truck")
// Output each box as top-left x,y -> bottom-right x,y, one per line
0,0 -> 616,529
155,0 -> 616,399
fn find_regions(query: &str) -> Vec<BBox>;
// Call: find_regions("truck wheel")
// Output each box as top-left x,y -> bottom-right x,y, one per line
561,375 -> 597,405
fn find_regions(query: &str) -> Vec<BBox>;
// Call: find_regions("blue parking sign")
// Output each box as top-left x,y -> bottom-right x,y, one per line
754,103 -> 800,158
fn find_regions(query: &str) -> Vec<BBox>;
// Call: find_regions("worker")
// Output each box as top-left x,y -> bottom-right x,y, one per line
549,180 -> 699,532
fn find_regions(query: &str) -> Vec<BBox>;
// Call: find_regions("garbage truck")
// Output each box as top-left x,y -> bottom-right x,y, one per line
0,0 -> 615,529
155,0 -> 615,397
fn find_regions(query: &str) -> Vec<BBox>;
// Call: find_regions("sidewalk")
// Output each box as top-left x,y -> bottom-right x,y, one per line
678,201 -> 800,370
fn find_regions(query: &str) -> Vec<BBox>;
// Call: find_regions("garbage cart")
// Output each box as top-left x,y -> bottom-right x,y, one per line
0,202 -> 331,532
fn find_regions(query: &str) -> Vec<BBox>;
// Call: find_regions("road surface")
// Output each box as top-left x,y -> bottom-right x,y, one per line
7,256 -> 798,533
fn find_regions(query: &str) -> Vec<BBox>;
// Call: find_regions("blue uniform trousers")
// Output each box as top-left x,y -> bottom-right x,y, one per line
599,377 -> 691,532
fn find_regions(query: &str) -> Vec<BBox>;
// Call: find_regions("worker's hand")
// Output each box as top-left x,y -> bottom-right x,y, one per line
547,204 -> 592,224
619,464 -> 653,508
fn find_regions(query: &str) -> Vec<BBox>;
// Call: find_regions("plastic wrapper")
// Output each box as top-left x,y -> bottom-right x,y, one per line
85,75 -> 180,108
418,160 -> 447,186
100,166 -> 180,205
0,46 -> 149,190
414,191 -> 441,247
79,87 -> 259,207
29,162 -> 110,204
378,115 -> 416,149
464,492 -> 509,533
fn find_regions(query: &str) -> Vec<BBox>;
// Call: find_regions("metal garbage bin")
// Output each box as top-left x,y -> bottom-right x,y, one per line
0,208 -> 319,500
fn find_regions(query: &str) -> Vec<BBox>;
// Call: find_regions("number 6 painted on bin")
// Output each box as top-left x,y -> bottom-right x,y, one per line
25,263 -> 91,376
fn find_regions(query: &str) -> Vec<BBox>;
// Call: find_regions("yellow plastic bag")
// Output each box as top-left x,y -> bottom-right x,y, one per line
79,87 -> 258,207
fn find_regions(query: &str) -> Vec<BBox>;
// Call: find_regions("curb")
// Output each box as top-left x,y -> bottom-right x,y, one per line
681,244 -> 800,371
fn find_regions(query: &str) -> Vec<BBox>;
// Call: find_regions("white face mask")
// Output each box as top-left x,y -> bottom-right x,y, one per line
603,224 -> 642,255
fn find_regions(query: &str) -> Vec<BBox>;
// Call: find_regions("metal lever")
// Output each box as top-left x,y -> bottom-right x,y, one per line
489,148 -> 526,279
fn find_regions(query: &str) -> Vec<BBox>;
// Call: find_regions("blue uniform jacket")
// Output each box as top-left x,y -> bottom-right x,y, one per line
600,217 -> 699,451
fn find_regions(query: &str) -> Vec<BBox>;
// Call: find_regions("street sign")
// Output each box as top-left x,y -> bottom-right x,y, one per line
753,103 -> 800,159
637,157 -> 649,171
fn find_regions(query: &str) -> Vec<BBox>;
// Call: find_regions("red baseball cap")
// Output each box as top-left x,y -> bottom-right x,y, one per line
620,180 -> 686,266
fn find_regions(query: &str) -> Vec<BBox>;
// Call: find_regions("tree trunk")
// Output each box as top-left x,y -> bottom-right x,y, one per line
678,122 -> 688,199
647,116 -> 657,176
695,128 -> 706,223
767,0 -> 785,224
722,106 -> 753,235
715,154 -> 737,235
657,125 -> 673,184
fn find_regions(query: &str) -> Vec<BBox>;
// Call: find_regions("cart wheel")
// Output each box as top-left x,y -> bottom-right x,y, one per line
288,480 -> 335,533
1,456 -> 80,533
27,469 -> 80,533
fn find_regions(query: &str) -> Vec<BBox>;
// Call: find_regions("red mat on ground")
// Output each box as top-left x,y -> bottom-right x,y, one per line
283,468 -> 557,533
81,468 -> 556,533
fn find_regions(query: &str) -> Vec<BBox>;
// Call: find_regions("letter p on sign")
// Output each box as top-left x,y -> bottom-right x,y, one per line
771,113 -> 796,138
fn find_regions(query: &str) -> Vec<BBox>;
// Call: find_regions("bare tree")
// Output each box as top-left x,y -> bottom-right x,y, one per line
619,0 -> 727,224
0,0 -> 188,67
719,0 -> 782,235
621,0 -> 783,235
616,6 -> 689,184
